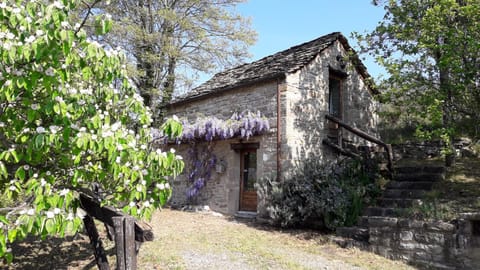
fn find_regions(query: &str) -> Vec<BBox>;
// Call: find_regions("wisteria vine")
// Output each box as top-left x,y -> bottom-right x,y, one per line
180,110 -> 270,142
179,110 -> 270,199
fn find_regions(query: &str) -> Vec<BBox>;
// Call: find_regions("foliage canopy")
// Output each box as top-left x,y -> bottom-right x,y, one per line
0,0 -> 183,261
356,0 -> 480,147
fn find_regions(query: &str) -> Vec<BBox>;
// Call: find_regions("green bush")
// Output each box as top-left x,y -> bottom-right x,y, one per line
257,157 -> 380,230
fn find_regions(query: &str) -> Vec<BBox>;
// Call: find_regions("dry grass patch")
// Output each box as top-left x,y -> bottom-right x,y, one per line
2,207 -> 415,269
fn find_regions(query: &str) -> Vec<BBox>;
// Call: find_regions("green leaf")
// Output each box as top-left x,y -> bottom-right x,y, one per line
45,219 -> 55,234
34,134 -> 45,149
0,216 -> 9,225
0,162 -> 7,179
7,229 -> 17,243
15,167 -> 25,181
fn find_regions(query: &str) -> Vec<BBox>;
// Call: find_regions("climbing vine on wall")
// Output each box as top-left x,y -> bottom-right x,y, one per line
178,111 -> 270,200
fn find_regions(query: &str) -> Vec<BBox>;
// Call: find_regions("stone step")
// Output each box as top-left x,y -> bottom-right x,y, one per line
377,198 -> 419,208
383,189 -> 426,199
336,226 -> 369,242
395,165 -> 445,174
363,206 -> 399,217
394,172 -> 445,182
385,181 -> 435,190
356,216 -> 369,227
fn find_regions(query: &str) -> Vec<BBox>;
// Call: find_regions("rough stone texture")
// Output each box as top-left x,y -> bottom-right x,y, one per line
367,216 -> 480,269
393,140 -> 479,161
165,33 -> 378,216
283,40 -> 378,172
166,81 -> 279,215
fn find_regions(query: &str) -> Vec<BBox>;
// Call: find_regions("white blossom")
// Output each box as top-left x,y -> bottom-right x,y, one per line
49,125 -> 60,134
36,126 -> 46,133
59,188 -> 69,196
53,208 -> 61,215
143,201 -> 150,207
5,32 -> 14,39
9,185 -> 15,191
0,3 -> 7,9
2,41 -> 11,50
11,7 -> 20,14
76,208 -> 86,219
46,211 -> 54,219
66,212 -> 74,221
129,201 -> 136,207
40,178 -> 47,186
23,165 -> 30,170
111,122 -> 121,132
31,103 -> 40,110
136,185 -> 142,192
27,209 -> 35,216
45,67 -> 55,76
156,183 -> 165,190
52,1 -> 64,9
60,21 -> 69,28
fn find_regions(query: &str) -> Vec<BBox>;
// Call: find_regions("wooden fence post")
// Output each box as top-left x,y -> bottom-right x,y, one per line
83,214 -> 110,270
113,216 -> 137,270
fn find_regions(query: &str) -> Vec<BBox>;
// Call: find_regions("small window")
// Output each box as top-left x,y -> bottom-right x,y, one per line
473,220 -> 480,236
329,76 -> 342,118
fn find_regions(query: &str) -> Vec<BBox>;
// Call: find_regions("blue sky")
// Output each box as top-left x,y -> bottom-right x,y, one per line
236,0 -> 386,78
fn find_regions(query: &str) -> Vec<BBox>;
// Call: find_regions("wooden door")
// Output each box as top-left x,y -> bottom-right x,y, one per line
239,149 -> 257,212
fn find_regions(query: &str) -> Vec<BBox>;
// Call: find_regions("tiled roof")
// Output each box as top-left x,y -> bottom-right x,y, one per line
171,32 -> 373,105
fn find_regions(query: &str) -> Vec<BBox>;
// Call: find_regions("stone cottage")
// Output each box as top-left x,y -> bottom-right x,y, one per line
165,32 -> 379,216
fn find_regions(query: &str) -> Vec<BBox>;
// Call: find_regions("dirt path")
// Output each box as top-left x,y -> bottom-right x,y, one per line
2,209 -> 414,269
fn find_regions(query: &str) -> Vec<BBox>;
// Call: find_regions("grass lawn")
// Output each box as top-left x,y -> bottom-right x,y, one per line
1,209 -> 414,269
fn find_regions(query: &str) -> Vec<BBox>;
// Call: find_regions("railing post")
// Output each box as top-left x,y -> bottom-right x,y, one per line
83,214 -> 110,270
113,216 -> 137,270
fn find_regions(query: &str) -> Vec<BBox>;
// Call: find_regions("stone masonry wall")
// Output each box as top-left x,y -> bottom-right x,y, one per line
166,80 -> 278,215
368,216 -> 480,269
283,40 -> 379,171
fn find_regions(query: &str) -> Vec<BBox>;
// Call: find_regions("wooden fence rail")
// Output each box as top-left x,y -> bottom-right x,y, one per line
79,193 -> 154,270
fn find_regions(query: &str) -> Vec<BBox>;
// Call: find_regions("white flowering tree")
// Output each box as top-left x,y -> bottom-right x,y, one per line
0,0 -> 184,262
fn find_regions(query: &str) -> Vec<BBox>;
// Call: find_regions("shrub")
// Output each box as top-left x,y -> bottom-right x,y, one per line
257,157 -> 380,230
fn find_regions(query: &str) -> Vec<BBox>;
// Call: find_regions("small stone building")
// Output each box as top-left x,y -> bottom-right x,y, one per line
166,32 -> 379,216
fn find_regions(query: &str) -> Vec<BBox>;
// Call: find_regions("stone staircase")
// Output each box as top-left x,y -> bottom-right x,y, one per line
335,163 -> 446,246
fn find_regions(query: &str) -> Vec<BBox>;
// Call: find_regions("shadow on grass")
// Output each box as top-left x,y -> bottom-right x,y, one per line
1,233 -> 115,270
227,215 -> 332,245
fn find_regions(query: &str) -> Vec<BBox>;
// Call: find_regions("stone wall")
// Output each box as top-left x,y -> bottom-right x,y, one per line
392,139 -> 479,161
368,216 -> 480,269
166,80 -> 279,215
284,40 -> 379,171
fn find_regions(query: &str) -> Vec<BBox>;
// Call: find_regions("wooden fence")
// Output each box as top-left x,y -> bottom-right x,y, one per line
80,193 -> 153,270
